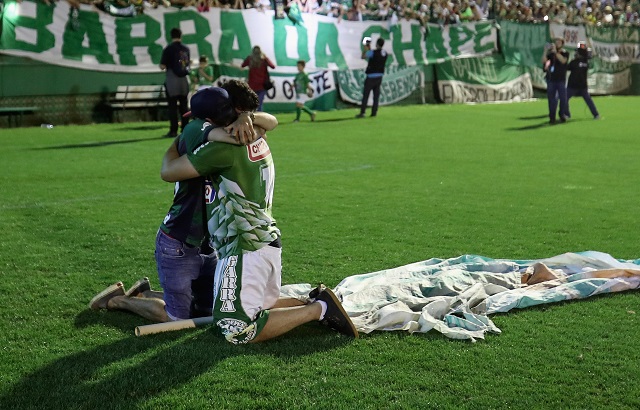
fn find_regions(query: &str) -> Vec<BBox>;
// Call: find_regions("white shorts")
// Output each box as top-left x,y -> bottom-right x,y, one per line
213,245 -> 282,344
296,94 -> 309,104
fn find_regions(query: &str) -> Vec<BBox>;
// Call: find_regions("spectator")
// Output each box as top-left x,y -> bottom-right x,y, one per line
160,28 -> 191,138
242,46 -> 276,112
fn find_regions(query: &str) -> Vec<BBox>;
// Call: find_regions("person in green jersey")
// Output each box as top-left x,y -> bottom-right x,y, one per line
191,55 -> 215,92
293,60 -> 316,123
159,92 -> 359,344
89,85 -> 278,324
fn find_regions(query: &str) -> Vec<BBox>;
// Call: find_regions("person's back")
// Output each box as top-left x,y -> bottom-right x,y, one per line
187,138 -> 279,259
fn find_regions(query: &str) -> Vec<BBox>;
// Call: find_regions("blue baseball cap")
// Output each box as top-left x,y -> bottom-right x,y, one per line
187,87 -> 233,120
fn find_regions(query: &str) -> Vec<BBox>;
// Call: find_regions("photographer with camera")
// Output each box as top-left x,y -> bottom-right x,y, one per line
566,42 -> 600,120
542,38 -> 569,125
356,37 -> 388,119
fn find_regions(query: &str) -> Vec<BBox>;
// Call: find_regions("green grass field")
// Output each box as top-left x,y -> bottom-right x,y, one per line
1,97 -> 639,409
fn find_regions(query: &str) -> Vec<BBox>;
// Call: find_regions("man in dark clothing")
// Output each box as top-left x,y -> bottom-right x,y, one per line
542,37 -> 570,125
160,28 -> 191,138
356,37 -> 388,118
567,42 -> 600,120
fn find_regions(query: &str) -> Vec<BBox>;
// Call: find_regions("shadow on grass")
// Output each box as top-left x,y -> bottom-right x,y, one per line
518,115 -> 548,120
0,314 -> 352,409
284,117 -> 357,124
33,136 -> 168,150
115,124 -> 166,131
506,121 -> 551,131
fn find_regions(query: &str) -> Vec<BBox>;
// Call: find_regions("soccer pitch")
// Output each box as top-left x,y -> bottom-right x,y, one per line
1,97 -> 639,409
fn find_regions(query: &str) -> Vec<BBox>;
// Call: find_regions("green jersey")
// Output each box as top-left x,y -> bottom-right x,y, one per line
159,118 -> 213,246
187,138 -> 279,258
294,71 -> 310,95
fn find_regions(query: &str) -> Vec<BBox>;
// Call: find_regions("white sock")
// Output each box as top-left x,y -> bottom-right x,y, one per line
317,300 -> 328,321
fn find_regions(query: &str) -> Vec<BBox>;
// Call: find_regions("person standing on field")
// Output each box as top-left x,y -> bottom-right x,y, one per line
160,28 -> 191,138
293,60 -> 316,123
242,46 -> 276,112
566,42 -> 600,120
356,37 -> 388,119
542,37 -> 570,125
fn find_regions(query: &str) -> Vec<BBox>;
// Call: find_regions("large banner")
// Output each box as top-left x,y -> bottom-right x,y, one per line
0,0 -> 497,74
437,55 -> 533,104
336,65 -> 425,106
502,21 -> 638,94
216,64 -> 337,110
500,20 -> 548,68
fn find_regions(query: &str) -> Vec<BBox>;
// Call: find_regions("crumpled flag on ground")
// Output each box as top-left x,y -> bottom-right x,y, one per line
280,251 -> 640,342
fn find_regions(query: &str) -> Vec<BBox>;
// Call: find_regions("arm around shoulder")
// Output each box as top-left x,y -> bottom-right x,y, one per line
160,139 -> 201,182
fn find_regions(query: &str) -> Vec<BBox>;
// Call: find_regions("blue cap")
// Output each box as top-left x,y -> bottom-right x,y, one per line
189,87 -> 233,120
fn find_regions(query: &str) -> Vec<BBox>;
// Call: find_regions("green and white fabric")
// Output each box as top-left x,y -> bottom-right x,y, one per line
281,251 -> 640,341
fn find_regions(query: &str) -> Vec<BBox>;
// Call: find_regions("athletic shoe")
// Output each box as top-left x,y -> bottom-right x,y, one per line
293,119 -> 299,123
355,113 -> 365,119
594,115 -> 601,120
89,282 -> 125,310
308,283 -> 326,301
316,288 -> 358,338
125,277 -> 150,297
311,112 -> 316,122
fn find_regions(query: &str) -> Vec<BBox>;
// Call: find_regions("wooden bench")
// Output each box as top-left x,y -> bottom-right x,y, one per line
108,85 -> 168,122
0,106 -> 39,127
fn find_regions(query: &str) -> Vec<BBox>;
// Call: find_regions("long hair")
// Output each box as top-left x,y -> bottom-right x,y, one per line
249,46 -> 264,69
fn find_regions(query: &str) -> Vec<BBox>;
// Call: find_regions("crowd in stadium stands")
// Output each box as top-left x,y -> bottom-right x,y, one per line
14,0 -> 640,26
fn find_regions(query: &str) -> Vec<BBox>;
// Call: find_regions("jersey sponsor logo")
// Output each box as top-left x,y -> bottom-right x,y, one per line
204,180 -> 216,204
247,138 -> 271,162
219,256 -> 238,312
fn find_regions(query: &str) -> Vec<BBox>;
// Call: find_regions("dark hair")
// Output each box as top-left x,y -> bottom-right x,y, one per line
376,38 -> 385,48
221,79 -> 259,112
170,28 -> 182,40
297,60 -> 306,67
210,105 -> 238,127
199,55 -> 208,63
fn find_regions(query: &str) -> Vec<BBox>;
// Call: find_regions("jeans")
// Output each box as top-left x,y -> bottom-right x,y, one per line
256,90 -> 267,112
360,76 -> 383,116
567,87 -> 599,118
547,80 -> 569,121
155,230 -> 217,320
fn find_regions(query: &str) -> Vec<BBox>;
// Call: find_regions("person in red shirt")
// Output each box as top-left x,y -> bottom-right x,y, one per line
242,46 -> 276,111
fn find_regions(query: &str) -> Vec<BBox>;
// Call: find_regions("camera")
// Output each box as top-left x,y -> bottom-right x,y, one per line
362,37 -> 372,46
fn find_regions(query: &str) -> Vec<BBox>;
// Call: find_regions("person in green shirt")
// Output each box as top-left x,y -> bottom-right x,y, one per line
293,60 -> 316,123
89,84 -> 278,324
191,55 -> 215,92
160,90 -> 358,344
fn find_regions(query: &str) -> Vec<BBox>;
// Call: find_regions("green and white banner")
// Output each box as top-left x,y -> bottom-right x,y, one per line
585,25 -> 640,64
0,0 -> 496,73
437,55 -> 533,104
550,23 -> 635,94
336,65 -> 424,106
502,22 -> 637,94
499,20 -> 548,69
216,65 -> 337,110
